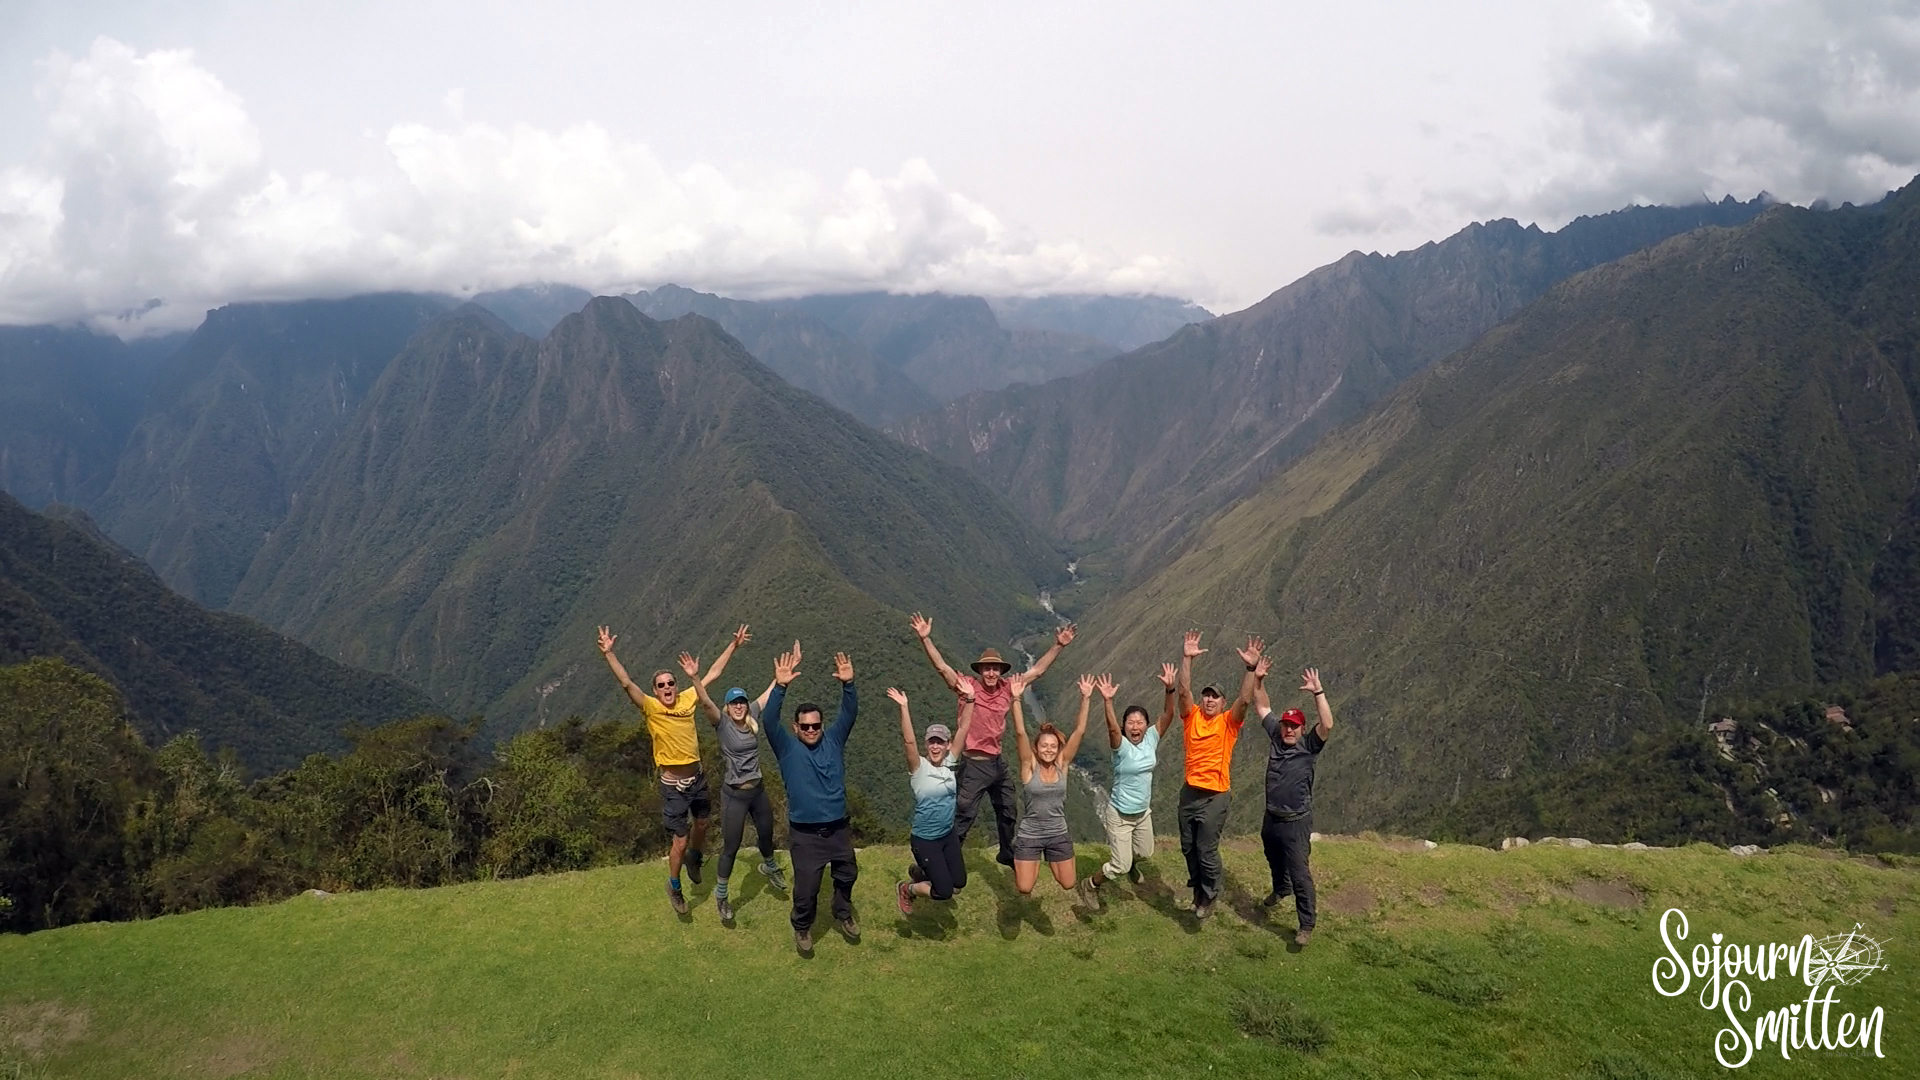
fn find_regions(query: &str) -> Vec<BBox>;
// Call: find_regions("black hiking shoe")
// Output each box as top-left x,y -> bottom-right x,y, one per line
1194,900 -> 1215,921
1262,890 -> 1291,908
996,850 -> 1015,867
683,850 -> 704,884
907,862 -> 926,884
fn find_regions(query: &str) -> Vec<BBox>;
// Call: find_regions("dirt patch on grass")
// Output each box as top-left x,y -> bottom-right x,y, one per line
1569,880 -> 1642,909
0,1001 -> 89,1056
1322,884 -> 1376,916
1877,895 -> 1898,917
202,1034 -> 277,1079
1417,886 -> 1448,907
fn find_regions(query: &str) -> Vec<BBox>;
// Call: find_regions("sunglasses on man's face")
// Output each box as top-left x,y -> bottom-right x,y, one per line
655,680 -> 676,690
797,722 -> 823,732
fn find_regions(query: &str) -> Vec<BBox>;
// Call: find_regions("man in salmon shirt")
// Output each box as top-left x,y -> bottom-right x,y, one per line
908,612 -> 1075,867
1176,629 -> 1261,920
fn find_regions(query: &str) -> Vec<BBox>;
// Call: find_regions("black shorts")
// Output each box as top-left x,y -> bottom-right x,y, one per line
659,770 -> 712,837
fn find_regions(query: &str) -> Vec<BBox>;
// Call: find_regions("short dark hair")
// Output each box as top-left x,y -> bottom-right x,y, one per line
795,704 -> 823,722
1122,705 -> 1150,724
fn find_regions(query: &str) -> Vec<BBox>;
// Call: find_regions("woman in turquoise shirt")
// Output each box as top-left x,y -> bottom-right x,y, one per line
1078,663 -> 1178,904
893,685 -> 976,913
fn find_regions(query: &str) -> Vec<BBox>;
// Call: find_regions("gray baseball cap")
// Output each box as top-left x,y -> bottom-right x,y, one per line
925,724 -> 953,743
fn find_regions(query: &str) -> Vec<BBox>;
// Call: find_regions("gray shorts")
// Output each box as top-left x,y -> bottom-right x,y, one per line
1011,833 -> 1073,863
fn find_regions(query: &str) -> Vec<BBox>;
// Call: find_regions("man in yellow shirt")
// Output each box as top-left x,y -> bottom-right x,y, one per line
598,623 -> 748,915
1175,630 -> 1261,921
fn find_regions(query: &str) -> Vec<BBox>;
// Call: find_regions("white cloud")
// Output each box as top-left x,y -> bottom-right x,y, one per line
0,38 -> 1202,334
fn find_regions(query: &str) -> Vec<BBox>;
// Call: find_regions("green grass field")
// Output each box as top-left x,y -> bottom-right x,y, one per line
3,837 -> 1914,1078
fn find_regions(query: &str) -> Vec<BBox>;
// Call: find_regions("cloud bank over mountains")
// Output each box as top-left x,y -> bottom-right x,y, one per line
0,39 -> 1196,334
1313,0 -> 1920,238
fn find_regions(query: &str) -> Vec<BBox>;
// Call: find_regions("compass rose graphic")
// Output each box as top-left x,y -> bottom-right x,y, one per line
1806,924 -> 1888,988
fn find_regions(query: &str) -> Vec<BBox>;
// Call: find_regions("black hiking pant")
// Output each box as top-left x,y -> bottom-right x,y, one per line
910,830 -> 967,901
1177,784 -> 1230,904
789,819 -> 857,931
1261,811 -> 1317,931
718,781 -> 776,880
953,755 -> 1017,863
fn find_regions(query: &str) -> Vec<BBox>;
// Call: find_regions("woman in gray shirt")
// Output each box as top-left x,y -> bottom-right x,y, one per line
690,643 -> 795,924
1009,672 -> 1091,898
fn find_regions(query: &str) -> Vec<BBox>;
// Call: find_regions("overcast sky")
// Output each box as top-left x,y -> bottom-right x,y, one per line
3,0 -> 1917,333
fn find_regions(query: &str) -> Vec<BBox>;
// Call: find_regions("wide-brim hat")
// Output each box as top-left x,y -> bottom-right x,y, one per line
970,648 -> 1012,674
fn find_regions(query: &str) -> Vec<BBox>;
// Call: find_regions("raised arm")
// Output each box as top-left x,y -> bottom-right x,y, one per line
829,652 -> 857,743
1155,662 -> 1179,736
1226,636 -> 1264,725
1063,674 -> 1098,762
1099,672 -> 1122,750
1254,656 -> 1273,718
1020,623 -> 1077,682
683,652 -> 723,723
1009,674 -> 1034,779
762,646 -> 799,753
700,624 -> 750,687
951,685 -> 977,751
1177,631 -> 1205,715
909,612 -> 965,692
1303,667 -> 1334,739
754,640 -> 799,711
889,687 -> 919,772
597,626 -> 648,710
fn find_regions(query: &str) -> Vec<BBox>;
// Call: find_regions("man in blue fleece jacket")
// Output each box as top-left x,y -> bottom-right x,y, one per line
762,642 -> 858,954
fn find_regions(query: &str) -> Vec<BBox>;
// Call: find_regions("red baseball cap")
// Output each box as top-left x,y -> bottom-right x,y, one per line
1279,708 -> 1307,727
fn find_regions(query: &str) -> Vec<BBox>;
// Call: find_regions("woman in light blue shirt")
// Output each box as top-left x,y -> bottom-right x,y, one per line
892,686 -> 976,913
1079,663 -> 1178,903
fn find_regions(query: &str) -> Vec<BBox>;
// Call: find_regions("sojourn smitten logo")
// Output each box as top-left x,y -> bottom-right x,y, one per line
1651,907 -> 1889,1067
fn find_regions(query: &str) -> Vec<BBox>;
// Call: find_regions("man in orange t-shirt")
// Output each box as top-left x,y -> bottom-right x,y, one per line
1175,630 -> 1261,920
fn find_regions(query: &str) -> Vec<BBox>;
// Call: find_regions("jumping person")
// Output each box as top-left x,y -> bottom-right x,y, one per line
908,612 -> 1075,867
1009,672 -> 1091,898
1175,630 -> 1260,920
1077,664 -> 1178,905
597,623 -> 747,914
762,644 -> 860,955
891,685 -> 977,914
1254,662 -> 1336,946
687,647 -> 795,924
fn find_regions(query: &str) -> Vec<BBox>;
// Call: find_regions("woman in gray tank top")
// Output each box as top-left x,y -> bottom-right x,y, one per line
690,646 -> 795,924
1009,672 -> 1092,897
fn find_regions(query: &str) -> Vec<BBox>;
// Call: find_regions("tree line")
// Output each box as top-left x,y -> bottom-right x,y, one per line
0,657 -> 896,933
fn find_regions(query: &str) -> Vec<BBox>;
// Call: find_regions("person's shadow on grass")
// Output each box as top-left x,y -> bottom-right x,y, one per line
979,858 -> 1055,938
1128,861 -> 1200,934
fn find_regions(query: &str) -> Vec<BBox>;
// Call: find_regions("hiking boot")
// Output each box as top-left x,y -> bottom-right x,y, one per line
897,882 -> 915,915
836,916 -> 861,942
794,929 -> 813,955
907,862 -> 926,884
667,881 -> 688,915
1295,929 -> 1313,947
995,850 -> 1015,867
1075,877 -> 1100,909
683,851 -> 704,884
1263,890 -> 1293,908
1194,900 -> 1215,921
757,860 -> 787,892
1127,866 -> 1142,884
716,895 -> 735,924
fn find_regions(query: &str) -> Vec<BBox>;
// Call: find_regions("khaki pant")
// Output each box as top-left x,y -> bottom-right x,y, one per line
1100,803 -> 1155,878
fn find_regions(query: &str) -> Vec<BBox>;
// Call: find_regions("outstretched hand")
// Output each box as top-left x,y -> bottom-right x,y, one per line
731,624 -> 751,649
1006,673 -> 1028,698
1300,667 -> 1324,695
1095,673 -> 1119,699
1235,635 -> 1266,668
1254,656 -> 1272,680
1055,623 -> 1077,648
909,612 -> 933,639
774,647 -> 800,687
597,626 -> 616,654
1183,630 -> 1206,659
1157,662 -> 1177,690
834,652 -> 855,683
1077,673 -> 1096,698
886,686 -> 908,707
956,683 -> 975,704
677,652 -> 700,677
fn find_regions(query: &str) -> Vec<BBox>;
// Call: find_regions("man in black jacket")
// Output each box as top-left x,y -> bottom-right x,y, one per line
1254,663 -> 1335,947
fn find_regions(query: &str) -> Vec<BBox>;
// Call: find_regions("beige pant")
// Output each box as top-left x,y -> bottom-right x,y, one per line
1100,803 -> 1155,878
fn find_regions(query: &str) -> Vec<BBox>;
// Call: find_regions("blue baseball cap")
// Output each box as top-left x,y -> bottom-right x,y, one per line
724,687 -> 750,704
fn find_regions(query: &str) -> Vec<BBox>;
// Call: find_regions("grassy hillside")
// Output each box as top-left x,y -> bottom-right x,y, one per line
0,495 -> 431,770
2,839 -> 1912,1078
1065,186 -> 1920,832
